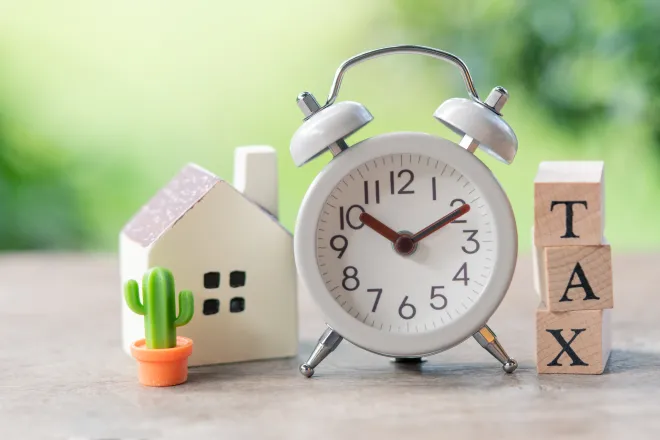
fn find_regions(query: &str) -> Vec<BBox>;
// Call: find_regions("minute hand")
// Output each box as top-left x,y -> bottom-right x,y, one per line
411,204 -> 471,243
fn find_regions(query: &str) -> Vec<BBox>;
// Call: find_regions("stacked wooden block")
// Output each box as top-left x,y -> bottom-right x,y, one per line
533,161 -> 612,374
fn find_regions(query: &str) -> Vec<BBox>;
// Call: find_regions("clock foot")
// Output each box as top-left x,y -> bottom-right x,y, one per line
299,326 -> 343,378
473,324 -> 518,374
393,357 -> 424,364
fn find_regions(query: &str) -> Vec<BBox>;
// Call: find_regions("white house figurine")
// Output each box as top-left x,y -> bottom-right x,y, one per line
120,146 -> 298,366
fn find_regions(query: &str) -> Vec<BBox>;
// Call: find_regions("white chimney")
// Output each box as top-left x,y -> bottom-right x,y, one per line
233,146 -> 279,219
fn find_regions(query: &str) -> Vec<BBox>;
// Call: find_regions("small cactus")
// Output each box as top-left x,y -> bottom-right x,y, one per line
124,267 -> 194,349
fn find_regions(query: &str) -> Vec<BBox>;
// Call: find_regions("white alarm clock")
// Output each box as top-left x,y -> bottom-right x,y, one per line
291,46 -> 519,378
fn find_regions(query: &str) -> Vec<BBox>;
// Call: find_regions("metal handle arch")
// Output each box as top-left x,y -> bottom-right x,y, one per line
323,45 -> 482,109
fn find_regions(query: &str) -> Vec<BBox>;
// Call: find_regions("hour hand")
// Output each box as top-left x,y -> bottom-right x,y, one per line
359,212 -> 400,243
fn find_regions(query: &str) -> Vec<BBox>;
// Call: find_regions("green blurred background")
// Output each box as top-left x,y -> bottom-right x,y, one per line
0,0 -> 658,251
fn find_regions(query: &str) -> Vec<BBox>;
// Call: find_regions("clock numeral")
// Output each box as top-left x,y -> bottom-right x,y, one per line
342,266 -> 360,291
430,286 -> 448,310
453,262 -> 470,286
462,230 -> 480,254
329,235 -> 348,258
363,180 -> 381,205
367,288 -> 383,312
390,169 -> 415,195
450,199 -> 467,223
398,295 -> 417,320
339,205 -> 365,230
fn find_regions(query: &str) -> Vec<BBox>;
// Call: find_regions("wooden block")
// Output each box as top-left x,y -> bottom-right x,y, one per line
531,227 -> 542,295
534,241 -> 613,312
534,161 -> 604,246
536,306 -> 611,374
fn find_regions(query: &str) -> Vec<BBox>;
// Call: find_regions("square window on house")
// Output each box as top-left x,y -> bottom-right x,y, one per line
229,271 -> 246,287
204,272 -> 220,289
230,297 -> 245,313
203,299 -> 220,315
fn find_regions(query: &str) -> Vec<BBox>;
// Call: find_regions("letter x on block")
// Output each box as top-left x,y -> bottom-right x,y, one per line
536,308 -> 611,374
546,329 -> 588,366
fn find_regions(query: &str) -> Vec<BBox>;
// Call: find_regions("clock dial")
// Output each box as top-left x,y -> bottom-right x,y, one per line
315,153 -> 496,334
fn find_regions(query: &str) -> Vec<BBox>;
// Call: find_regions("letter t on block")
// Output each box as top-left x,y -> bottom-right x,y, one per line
534,161 -> 604,246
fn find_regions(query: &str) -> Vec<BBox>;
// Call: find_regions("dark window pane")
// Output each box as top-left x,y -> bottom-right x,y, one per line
229,271 -> 246,288
203,299 -> 220,315
204,272 -> 220,289
230,297 -> 245,313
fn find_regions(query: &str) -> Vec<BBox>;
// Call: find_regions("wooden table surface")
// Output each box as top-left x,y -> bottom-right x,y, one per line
1,253 -> 659,439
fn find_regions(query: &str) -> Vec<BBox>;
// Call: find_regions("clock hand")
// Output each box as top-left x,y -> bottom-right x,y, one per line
359,212 -> 401,243
411,204 -> 471,243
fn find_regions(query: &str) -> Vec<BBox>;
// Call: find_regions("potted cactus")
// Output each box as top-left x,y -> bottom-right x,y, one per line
124,267 -> 194,387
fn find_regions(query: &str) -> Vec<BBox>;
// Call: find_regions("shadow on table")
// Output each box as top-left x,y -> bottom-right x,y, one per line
183,345 -> 660,391
605,348 -> 660,374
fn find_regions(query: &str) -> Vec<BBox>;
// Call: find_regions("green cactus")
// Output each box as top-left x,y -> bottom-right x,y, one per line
124,267 -> 194,349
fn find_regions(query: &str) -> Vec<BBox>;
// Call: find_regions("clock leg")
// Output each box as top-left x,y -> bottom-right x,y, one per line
393,357 -> 424,364
299,326 -> 343,378
473,324 -> 518,373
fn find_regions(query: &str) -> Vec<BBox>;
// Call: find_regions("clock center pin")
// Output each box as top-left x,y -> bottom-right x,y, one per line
393,231 -> 417,256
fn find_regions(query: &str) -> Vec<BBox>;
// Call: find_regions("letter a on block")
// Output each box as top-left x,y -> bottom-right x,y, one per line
536,244 -> 613,312
559,263 -> 600,303
534,161 -> 604,246
536,307 -> 611,374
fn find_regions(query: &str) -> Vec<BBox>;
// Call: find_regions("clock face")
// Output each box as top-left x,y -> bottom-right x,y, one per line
315,153 -> 496,334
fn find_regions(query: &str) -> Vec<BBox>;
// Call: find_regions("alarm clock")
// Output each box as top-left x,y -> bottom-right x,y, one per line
290,45 -> 519,378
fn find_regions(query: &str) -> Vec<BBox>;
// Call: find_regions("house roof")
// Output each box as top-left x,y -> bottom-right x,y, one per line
123,163 -> 291,248
122,164 -> 221,247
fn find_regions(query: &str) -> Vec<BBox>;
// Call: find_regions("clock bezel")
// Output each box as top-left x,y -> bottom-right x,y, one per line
294,132 -> 517,357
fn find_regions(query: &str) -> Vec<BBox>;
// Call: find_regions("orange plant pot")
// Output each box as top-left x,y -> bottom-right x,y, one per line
130,336 -> 193,387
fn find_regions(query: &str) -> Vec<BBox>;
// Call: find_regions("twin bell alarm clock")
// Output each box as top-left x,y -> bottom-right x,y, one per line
290,45 -> 519,378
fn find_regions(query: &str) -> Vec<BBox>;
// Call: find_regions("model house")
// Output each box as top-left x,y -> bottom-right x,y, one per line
120,146 -> 298,366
